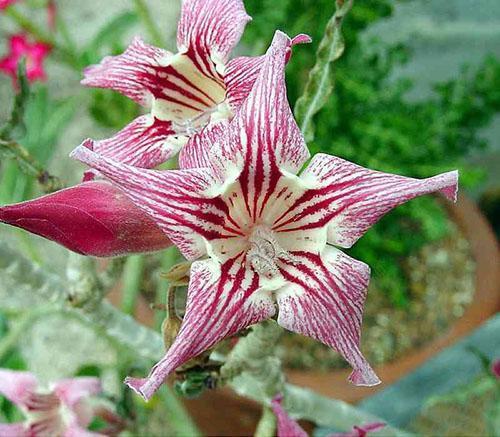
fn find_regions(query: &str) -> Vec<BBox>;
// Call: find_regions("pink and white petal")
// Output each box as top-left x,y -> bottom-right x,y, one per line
125,257 -> 275,400
178,120 -> 229,169
276,154 -> 458,247
226,31 -> 310,222
224,55 -> 265,111
0,422 -> 29,437
82,37 -> 172,106
177,0 -> 250,64
0,369 -> 38,408
225,35 -> 310,112
81,116 -> 177,173
71,146 -> 238,260
276,247 -> 379,386
54,377 -> 101,409
271,395 -> 308,437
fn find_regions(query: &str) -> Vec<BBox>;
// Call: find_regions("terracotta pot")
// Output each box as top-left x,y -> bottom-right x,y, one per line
286,194 -> 500,403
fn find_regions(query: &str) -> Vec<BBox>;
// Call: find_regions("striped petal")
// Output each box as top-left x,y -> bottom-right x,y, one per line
0,369 -> 37,408
225,34 -> 311,112
275,154 -> 458,248
276,246 -> 379,386
224,31 -> 309,224
224,55 -> 265,110
54,377 -> 101,409
125,258 -> 275,400
271,395 -> 308,437
63,423 -> 102,437
70,146 -> 235,260
177,0 -> 250,64
82,37 -> 172,106
81,116 -> 177,178
178,120 -> 229,169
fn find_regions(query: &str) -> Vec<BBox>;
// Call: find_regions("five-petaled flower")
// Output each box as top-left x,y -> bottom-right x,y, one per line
80,0 -> 309,179
0,34 -> 51,85
0,369 -> 102,436
72,30 -> 458,400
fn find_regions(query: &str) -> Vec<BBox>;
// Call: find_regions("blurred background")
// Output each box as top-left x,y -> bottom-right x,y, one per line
0,0 -> 499,435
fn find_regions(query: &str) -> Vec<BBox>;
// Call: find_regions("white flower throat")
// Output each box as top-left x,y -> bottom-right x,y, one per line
246,225 -> 292,279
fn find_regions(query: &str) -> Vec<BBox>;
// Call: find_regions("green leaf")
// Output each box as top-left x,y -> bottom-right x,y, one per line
294,0 -> 353,141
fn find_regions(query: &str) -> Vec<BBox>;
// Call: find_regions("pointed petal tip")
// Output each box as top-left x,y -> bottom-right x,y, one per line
440,170 -> 459,203
349,367 -> 381,387
124,376 -> 153,401
291,34 -> 312,45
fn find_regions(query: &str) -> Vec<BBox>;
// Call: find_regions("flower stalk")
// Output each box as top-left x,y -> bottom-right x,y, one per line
294,0 -> 353,141
0,139 -> 64,193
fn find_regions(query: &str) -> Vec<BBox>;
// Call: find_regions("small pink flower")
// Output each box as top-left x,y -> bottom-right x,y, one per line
80,0 -> 309,177
491,359 -> 500,379
0,181 -> 171,257
0,34 -> 51,85
0,369 -> 102,436
72,30 -> 458,400
0,0 -> 17,10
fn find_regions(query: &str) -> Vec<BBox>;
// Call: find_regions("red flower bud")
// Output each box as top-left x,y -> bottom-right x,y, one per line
0,181 -> 171,257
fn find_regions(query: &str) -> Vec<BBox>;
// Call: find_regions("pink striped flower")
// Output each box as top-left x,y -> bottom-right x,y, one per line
80,0 -> 309,178
0,0 -> 17,10
71,30 -> 458,400
0,369 -> 102,436
0,34 -> 51,85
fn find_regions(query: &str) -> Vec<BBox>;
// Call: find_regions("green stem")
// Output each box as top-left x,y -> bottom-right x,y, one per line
0,139 -> 64,193
0,161 -> 19,204
121,255 -> 145,315
158,385 -> 202,437
132,0 -> 163,46
254,406 -> 277,437
155,247 -> 179,329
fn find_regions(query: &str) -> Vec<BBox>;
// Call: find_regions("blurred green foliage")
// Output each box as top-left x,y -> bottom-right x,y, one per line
243,0 -> 500,306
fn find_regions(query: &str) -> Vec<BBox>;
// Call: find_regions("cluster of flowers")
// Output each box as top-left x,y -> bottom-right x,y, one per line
0,0 -> 458,429
0,0 -> 52,85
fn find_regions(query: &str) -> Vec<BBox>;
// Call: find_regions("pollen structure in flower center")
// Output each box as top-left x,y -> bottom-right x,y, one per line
246,225 -> 291,279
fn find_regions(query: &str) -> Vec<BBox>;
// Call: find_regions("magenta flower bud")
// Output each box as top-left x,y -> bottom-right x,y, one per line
492,359 -> 500,379
0,181 -> 171,257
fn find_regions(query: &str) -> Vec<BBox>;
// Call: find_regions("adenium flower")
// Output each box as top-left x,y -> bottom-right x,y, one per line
0,0 -> 17,10
0,34 -> 51,84
0,181 -> 171,257
0,369 -> 102,436
328,423 -> 386,437
80,0 -> 309,177
71,30 -> 458,400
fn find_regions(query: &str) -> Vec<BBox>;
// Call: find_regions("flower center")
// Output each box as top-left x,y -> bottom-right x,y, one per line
246,225 -> 290,280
